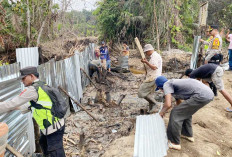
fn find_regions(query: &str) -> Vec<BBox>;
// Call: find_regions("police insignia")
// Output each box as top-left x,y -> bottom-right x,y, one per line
212,38 -> 220,49
19,89 -> 27,96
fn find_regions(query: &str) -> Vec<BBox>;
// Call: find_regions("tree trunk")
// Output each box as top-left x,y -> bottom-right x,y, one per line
26,0 -> 30,47
153,0 -> 160,51
36,17 -> 47,47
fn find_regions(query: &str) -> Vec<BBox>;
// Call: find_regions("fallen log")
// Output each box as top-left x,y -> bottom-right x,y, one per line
58,86 -> 98,122
80,68 -> 99,89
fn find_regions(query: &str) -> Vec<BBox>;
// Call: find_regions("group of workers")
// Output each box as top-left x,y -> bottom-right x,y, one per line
0,24 -> 232,156
139,25 -> 232,150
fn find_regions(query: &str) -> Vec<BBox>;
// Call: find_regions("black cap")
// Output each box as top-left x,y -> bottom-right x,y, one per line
207,25 -> 219,32
185,69 -> 193,76
210,25 -> 218,30
19,66 -> 38,79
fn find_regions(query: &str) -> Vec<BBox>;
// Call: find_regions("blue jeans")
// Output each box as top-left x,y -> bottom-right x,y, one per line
106,60 -> 111,69
229,49 -> 232,70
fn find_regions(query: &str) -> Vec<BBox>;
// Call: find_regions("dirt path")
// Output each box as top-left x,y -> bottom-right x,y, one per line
103,71 -> 232,157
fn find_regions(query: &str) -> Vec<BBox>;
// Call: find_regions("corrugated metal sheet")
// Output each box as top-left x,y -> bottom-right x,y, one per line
0,63 -> 20,82
0,63 -> 34,156
0,44 -> 96,156
133,114 -> 168,157
74,53 -> 83,100
37,59 -> 56,87
190,36 -> 201,69
16,47 -> 39,69
64,55 -> 80,112
118,56 -> 129,69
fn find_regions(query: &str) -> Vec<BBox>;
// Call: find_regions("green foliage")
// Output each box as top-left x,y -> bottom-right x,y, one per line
57,24 -> 62,31
56,10 -> 97,37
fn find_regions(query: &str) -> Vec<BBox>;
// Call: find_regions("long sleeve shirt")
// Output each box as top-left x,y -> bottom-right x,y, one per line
0,80 -> 64,135
205,34 -> 222,61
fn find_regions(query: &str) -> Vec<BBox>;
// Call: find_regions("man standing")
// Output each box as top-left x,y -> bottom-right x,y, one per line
185,64 -> 232,111
106,50 -> 111,72
203,25 -> 223,65
99,41 -> 108,69
226,28 -> 232,70
138,44 -> 162,112
0,67 -> 65,157
200,29 -> 214,55
155,76 -> 214,150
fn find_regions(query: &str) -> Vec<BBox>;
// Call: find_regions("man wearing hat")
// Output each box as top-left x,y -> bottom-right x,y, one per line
0,66 -> 65,157
202,25 -> 223,64
138,44 -> 162,113
155,76 -> 214,150
185,64 -> 232,112
200,29 -> 214,55
226,28 -> 232,70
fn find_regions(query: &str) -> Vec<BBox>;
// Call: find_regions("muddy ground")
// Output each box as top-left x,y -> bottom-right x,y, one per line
64,49 -> 232,157
103,71 -> 232,157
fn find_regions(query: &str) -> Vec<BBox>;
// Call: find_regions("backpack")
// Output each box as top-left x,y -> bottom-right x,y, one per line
31,81 -> 68,119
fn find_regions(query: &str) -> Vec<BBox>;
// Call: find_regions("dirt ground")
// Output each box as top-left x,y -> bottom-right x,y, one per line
64,49 -> 232,157
103,71 -> 232,157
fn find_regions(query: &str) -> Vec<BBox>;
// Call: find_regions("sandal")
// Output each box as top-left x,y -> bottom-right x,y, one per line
225,107 -> 232,112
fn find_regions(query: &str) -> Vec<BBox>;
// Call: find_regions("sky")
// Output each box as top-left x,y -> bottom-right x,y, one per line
55,0 -> 99,11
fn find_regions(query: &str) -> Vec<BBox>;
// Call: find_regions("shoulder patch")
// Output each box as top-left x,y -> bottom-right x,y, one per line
212,38 -> 220,50
19,89 -> 27,96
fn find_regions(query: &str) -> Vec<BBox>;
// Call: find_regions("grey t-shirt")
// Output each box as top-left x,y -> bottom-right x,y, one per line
163,79 -> 214,101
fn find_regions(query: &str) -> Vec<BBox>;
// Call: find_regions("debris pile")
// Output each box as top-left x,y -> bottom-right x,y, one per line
64,73 -> 147,157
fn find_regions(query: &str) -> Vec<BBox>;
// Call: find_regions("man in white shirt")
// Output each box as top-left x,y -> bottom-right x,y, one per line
138,44 -> 162,113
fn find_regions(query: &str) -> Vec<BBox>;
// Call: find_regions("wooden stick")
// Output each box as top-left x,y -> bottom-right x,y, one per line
6,144 -> 24,157
80,68 -> 99,89
58,86 -> 98,122
134,37 -> 147,75
135,37 -> 145,59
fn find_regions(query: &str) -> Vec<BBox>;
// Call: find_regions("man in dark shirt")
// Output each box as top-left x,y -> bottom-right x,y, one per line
185,64 -> 232,111
155,76 -> 214,150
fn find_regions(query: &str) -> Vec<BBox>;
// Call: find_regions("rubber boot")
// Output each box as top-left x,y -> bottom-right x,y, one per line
144,95 -> 157,111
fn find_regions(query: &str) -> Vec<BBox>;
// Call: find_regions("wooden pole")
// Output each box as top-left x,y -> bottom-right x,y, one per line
6,144 -> 24,157
134,37 -> 147,75
58,86 -> 98,122
80,68 -> 99,89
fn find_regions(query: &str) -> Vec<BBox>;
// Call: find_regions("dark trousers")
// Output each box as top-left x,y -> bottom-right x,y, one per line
167,97 -> 212,144
39,125 -> 66,157
229,49 -> 232,70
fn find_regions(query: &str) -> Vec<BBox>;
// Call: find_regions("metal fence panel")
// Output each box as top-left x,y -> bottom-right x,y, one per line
16,47 -> 39,69
74,53 -> 83,100
0,63 -> 20,82
37,59 -> 56,87
64,56 -> 80,112
0,63 -> 34,156
0,43 -> 96,156
134,114 -> 168,157
190,36 -> 201,69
